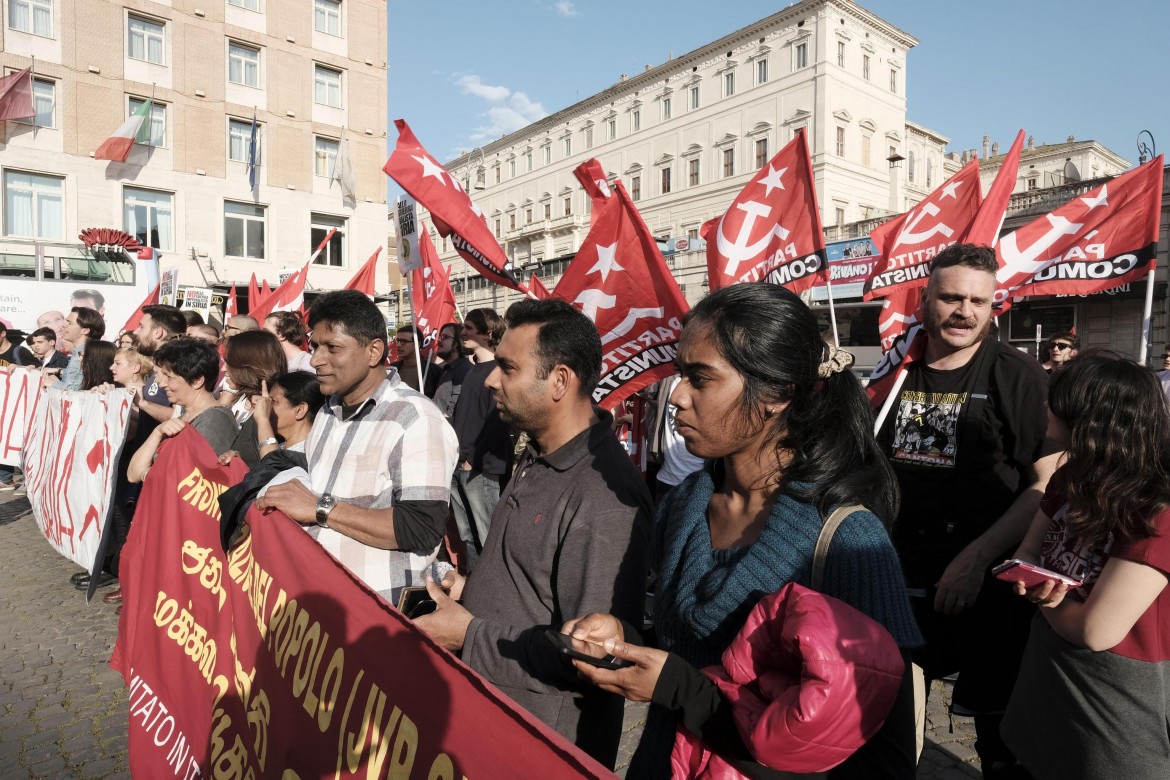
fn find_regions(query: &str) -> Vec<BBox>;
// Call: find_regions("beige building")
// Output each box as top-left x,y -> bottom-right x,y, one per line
972,133 -> 1129,194
1,0 -> 388,327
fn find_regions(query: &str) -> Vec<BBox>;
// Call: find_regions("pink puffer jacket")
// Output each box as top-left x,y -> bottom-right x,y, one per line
671,582 -> 905,779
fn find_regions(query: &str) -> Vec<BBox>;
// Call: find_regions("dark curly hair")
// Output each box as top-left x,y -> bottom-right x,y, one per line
684,283 -> 898,523
1049,351 -> 1170,544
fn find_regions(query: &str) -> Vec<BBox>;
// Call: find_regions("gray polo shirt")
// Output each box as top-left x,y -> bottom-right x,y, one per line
460,409 -> 652,768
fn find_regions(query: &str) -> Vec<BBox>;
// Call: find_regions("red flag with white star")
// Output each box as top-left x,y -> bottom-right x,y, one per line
995,156 -> 1164,310
411,225 -> 457,358
576,158 -> 612,227
555,163 -> 689,410
225,285 -> 238,318
384,119 -> 527,294
701,129 -> 826,293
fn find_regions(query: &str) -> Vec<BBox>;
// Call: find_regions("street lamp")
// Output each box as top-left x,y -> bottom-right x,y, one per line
463,147 -> 486,191
1137,130 -> 1156,166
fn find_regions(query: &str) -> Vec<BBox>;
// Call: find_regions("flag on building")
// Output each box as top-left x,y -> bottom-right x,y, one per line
246,109 -> 260,191
0,66 -> 35,121
384,119 -> 528,294
412,226 -> 457,357
554,161 -> 689,410
529,273 -> 551,299
701,128 -> 826,293
343,246 -> 382,297
331,135 -> 357,206
995,156 -> 1164,309
95,99 -> 152,162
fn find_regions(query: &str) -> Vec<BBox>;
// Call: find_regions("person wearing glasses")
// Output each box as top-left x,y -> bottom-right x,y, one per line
1041,331 -> 1079,374
392,325 -> 439,397
221,315 -> 259,342
1157,346 -> 1170,401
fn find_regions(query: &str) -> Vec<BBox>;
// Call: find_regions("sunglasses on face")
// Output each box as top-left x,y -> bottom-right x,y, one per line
1051,343 -> 1073,351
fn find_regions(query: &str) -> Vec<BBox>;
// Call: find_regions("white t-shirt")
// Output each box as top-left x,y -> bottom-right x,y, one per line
656,375 -> 706,487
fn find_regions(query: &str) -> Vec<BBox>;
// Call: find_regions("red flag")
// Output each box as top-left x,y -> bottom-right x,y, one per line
554,163 -> 689,410
411,225 -> 457,358
995,156 -> 1164,309
529,273 -> 552,299
344,246 -> 383,297
863,159 -> 984,300
384,119 -> 527,294
0,66 -> 35,121
247,272 -> 260,312
866,322 -> 926,408
225,285 -> 238,318
966,129 -> 1025,247
249,263 -> 309,322
576,158 -> 612,227
261,280 -> 272,298
119,283 -> 161,336
701,129 -> 826,293
876,286 -> 924,352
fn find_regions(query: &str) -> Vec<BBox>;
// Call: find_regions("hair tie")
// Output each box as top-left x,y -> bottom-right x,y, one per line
818,344 -> 855,378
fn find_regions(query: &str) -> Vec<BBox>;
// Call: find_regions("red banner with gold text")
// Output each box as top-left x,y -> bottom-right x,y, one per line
111,427 -> 611,779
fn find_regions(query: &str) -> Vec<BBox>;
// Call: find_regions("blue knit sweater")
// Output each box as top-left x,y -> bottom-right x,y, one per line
654,469 -> 922,669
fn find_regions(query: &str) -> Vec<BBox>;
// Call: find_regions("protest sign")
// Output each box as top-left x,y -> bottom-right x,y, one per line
160,267 -> 179,306
180,287 -> 214,322
24,387 -> 133,571
0,367 -> 43,467
112,427 -> 612,779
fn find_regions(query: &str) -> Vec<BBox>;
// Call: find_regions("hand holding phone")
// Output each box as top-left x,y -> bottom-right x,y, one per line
545,629 -> 633,670
993,559 -> 1082,589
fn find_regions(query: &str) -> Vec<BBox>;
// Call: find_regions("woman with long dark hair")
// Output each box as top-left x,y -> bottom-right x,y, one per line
1001,353 -> 1170,779
563,283 -> 921,778
80,340 -> 116,390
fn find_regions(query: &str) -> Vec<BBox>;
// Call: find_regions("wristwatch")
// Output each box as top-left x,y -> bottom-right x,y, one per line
315,493 -> 337,528
259,437 -> 279,447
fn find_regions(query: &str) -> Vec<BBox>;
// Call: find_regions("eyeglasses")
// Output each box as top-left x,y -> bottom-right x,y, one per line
1051,343 -> 1073,351
1162,354 -> 1170,360
394,338 -> 413,345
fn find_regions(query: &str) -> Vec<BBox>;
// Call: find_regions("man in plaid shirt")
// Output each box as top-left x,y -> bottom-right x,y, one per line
258,290 -> 459,604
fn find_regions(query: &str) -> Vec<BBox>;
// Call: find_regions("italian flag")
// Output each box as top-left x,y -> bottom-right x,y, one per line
95,100 -> 153,162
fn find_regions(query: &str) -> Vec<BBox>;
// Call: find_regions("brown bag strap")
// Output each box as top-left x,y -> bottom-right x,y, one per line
812,504 -> 867,591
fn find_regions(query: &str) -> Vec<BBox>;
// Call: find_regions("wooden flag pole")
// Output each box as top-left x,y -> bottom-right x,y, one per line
873,367 -> 908,435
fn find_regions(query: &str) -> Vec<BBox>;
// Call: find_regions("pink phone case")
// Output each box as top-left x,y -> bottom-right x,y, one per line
993,560 -> 1082,588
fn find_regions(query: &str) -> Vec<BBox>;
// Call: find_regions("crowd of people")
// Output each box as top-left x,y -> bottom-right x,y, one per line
4,242 -> 1168,780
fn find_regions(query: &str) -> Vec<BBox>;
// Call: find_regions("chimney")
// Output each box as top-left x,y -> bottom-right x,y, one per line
645,64 -> 651,72
992,141 -> 1000,156
619,74 -> 627,81
1027,134 -> 1035,150
982,134 -> 990,159
1067,134 -> 1075,143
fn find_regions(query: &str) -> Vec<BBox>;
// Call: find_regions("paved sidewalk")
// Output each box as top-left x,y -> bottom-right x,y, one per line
0,489 -> 982,779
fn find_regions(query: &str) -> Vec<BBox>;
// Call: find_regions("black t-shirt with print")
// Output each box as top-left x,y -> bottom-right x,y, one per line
878,337 -> 1050,585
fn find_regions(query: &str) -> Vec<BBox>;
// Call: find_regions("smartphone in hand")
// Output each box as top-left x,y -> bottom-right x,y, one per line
993,559 -> 1082,589
544,629 -> 633,670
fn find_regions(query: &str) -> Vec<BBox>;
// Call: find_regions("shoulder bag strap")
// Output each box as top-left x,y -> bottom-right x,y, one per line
812,504 -> 867,591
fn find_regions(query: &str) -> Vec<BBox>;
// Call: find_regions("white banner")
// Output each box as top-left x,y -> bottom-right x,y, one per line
0,367 -> 44,467
159,267 -> 179,306
179,286 -> 213,321
23,388 -> 133,571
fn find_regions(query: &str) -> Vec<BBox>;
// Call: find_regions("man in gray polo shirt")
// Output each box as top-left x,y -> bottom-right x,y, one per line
416,298 -> 651,769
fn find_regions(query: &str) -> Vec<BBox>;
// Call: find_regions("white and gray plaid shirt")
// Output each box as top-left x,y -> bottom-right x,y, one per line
305,370 -> 458,603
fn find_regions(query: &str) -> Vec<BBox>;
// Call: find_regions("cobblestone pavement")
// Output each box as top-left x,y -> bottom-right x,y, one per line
0,489 -> 980,779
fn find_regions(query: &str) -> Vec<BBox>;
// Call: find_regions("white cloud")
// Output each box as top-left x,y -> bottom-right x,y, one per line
454,73 -> 547,146
554,1 -> 579,16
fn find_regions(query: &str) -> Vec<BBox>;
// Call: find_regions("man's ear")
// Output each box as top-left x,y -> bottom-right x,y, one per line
368,338 -> 387,368
548,364 -> 574,402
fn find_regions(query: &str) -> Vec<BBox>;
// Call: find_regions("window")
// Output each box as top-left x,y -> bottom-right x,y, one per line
862,55 -> 870,80
310,214 -> 346,267
228,118 -> 254,162
314,0 -> 341,36
688,159 -> 700,187
507,213 -> 515,230
722,148 -> 735,178
837,41 -> 845,67
606,118 -> 616,141
835,127 -> 845,157
926,160 -> 933,188
494,219 -> 501,237
123,188 -> 173,251
228,42 -> 260,87
563,197 -> 572,216
1027,177 -> 1037,191
662,97 -> 671,120
314,136 -> 339,177
525,151 -> 533,171
862,135 -> 871,166
509,159 -> 516,177
661,167 -> 672,194
18,77 -> 54,128
689,85 -> 700,110
4,171 -> 63,239
128,97 -> 165,147
313,65 -> 342,107
755,138 -> 768,169
908,150 -> 916,183
224,201 -> 265,259
543,145 -> 551,164
794,42 -> 808,70
632,110 -> 641,131
563,136 -> 572,157
525,208 -> 532,225
584,125 -> 593,149
543,203 -> 551,220
757,58 -> 768,84
724,71 -> 735,97
494,165 -> 500,184
631,176 -> 641,201
687,227 -> 699,241
128,15 -> 165,65
835,207 -> 845,226
228,0 -> 260,9
889,68 -> 897,93
9,0 -> 52,37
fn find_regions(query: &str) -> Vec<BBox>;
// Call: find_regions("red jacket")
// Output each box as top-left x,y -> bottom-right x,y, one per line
671,582 -> 905,778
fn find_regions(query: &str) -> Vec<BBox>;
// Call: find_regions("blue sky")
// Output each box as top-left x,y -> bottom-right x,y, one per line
388,0 -> 1169,169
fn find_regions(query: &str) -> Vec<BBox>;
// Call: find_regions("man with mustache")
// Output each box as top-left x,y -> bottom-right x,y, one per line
876,243 -> 1061,779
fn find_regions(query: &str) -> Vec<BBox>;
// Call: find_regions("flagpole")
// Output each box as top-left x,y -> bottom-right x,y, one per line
404,275 -> 425,390
1140,267 -> 1156,365
873,367 -> 908,435
824,271 -> 841,347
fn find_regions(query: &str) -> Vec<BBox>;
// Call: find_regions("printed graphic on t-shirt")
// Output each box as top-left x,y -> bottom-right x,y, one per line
1041,502 -> 1113,598
890,390 -> 966,467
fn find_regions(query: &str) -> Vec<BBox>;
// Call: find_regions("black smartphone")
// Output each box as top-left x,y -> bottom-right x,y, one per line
544,629 -> 633,670
397,586 -> 437,619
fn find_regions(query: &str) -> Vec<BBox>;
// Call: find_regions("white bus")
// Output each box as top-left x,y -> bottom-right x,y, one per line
0,238 -> 160,340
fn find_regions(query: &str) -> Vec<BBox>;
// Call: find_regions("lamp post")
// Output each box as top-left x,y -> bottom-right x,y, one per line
462,147 -> 486,191
1137,130 -> 1156,166
886,152 -> 905,213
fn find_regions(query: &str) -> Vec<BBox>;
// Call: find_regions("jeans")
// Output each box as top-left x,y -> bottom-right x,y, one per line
451,468 -> 501,571
0,465 -> 13,485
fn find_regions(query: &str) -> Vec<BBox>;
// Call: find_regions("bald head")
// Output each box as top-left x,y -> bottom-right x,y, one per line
224,315 -> 259,341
